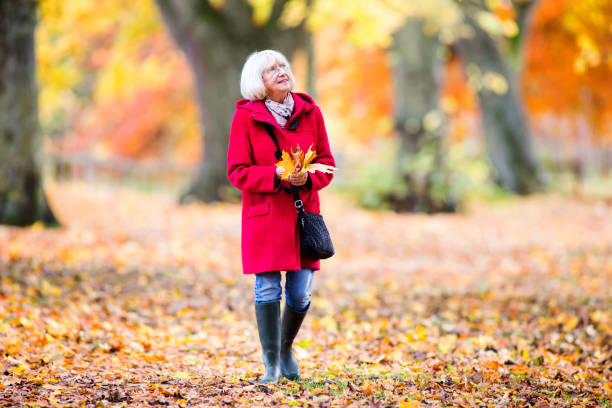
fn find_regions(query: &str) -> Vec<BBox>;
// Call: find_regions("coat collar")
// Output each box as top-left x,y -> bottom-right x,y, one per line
236,92 -> 315,130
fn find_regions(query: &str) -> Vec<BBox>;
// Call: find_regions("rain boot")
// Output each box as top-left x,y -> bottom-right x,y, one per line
254,301 -> 281,384
280,302 -> 310,380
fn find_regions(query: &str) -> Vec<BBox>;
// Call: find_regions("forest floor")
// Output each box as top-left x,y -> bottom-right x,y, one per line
1,181 -> 611,407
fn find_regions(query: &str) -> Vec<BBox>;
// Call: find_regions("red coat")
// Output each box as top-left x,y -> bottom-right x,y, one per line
226,92 -> 335,274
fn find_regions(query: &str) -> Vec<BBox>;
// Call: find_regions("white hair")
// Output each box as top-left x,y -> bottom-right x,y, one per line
240,50 -> 295,100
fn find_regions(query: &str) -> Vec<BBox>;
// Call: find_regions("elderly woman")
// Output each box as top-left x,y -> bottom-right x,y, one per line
226,50 -> 335,384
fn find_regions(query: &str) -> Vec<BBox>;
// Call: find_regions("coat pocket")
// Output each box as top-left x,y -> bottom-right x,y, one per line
247,200 -> 270,218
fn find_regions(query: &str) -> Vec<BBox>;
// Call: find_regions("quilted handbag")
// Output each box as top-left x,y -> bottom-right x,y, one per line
291,185 -> 335,259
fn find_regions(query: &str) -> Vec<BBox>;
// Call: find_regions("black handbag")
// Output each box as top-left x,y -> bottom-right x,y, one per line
262,123 -> 335,260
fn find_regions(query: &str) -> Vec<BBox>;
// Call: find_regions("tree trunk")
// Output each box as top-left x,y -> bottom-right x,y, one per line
389,18 -> 456,213
155,0 -> 310,203
509,0 -> 539,66
0,0 -> 57,226
454,13 -> 542,194
179,36 -> 250,203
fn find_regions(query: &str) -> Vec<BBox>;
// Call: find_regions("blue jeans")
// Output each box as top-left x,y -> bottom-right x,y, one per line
254,268 -> 314,312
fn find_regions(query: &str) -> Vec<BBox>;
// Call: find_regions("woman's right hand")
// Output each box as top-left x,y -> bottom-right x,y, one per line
275,166 -> 285,179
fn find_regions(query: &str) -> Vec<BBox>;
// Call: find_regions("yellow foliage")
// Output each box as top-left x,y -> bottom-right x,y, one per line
309,0 -> 406,47
275,145 -> 335,179
37,0 -> 200,163
209,0 -> 225,9
1,185 -> 611,405
276,151 -> 297,180
247,0 -> 274,25
280,0 -> 307,28
563,315 -> 579,332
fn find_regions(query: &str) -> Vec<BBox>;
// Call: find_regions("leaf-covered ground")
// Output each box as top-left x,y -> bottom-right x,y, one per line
1,182 -> 610,407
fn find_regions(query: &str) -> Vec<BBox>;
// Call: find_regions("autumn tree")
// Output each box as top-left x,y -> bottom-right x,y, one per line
0,0 -> 57,226
452,0 -> 543,193
523,0 -> 612,176
154,0 -> 311,203
390,18 -> 456,212
350,0 -> 543,211
384,0 -> 544,207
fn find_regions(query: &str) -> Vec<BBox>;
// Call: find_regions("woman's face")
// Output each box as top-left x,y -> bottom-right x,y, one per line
262,60 -> 291,100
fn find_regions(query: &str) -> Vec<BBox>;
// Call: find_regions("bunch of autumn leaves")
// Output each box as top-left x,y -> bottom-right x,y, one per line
276,144 -> 335,180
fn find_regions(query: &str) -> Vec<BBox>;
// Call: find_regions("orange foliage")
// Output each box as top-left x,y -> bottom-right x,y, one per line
493,2 -> 515,22
40,0 -> 610,162
0,183 -> 611,406
101,90 -> 168,159
523,0 -> 612,140
76,34 -> 199,164
39,3 -> 201,166
441,55 -> 478,143
314,0 -> 611,147
316,23 -> 480,144
315,23 -> 394,142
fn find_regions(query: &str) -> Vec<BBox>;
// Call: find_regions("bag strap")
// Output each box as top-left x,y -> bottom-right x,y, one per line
262,122 -> 283,161
261,123 -> 304,214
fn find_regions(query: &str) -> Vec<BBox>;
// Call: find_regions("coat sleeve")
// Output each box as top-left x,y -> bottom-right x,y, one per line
227,109 -> 281,193
302,105 -> 335,192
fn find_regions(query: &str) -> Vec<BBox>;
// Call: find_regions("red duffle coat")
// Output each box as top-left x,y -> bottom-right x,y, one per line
226,92 -> 335,274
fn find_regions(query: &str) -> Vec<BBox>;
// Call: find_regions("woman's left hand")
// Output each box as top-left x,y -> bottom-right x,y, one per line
289,171 -> 308,186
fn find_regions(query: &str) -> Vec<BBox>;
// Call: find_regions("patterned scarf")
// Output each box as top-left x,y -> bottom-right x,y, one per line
264,93 -> 294,128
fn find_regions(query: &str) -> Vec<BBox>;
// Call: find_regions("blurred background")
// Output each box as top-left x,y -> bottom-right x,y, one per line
1,0 -> 611,225
2,3 -> 612,404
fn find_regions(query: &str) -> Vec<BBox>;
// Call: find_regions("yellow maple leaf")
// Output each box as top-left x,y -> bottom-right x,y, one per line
302,144 -> 316,168
302,145 -> 335,175
276,151 -> 296,180
276,144 -> 336,178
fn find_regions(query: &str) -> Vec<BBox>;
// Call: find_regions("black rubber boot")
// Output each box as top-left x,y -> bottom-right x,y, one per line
254,302 -> 281,384
280,302 -> 310,380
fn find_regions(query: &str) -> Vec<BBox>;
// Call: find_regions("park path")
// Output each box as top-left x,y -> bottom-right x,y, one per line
1,182 -> 610,407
